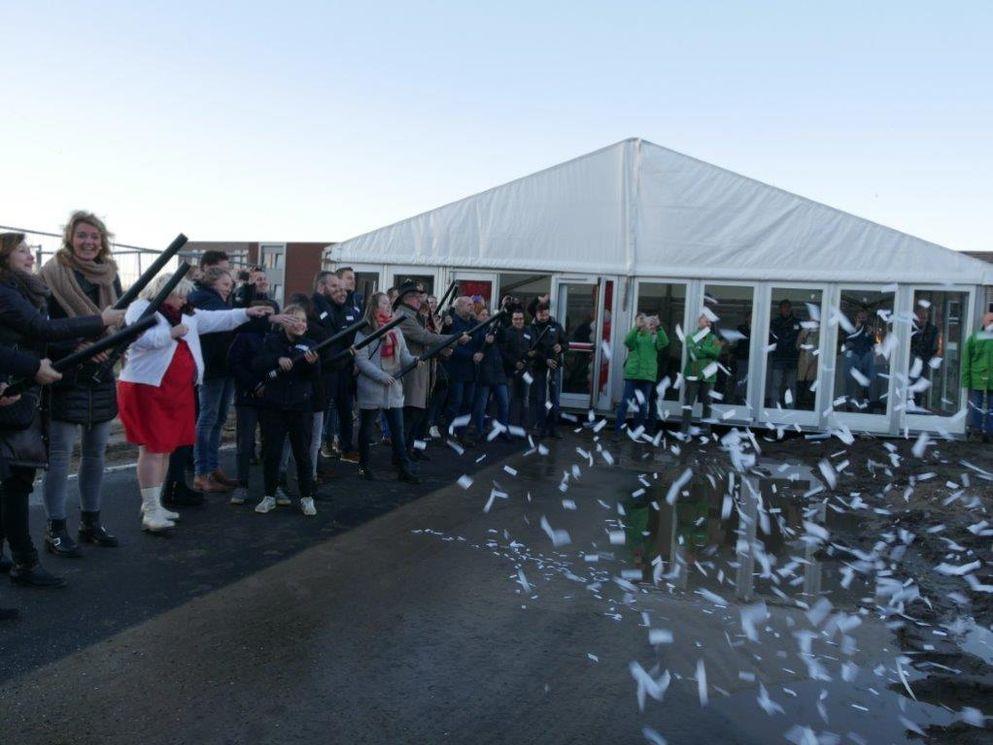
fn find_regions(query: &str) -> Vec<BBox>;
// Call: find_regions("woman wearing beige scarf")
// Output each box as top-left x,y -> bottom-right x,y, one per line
38,211 -> 123,558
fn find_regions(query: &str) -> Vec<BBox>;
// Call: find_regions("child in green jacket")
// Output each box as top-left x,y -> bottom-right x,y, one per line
681,314 -> 722,434
962,312 -> 993,441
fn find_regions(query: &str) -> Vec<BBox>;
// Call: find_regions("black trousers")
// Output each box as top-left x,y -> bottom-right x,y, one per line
0,466 -> 38,565
403,405 -> 427,452
261,409 -> 314,499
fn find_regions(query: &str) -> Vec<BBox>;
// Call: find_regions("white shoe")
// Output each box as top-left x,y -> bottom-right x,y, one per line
140,486 -> 175,532
230,487 -> 248,505
300,497 -> 317,516
275,487 -> 292,506
140,503 -> 180,521
255,496 -> 277,514
429,425 -> 441,439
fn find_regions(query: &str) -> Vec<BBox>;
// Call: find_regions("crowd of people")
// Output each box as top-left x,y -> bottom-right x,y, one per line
0,218 -> 579,621
4,214 -> 993,624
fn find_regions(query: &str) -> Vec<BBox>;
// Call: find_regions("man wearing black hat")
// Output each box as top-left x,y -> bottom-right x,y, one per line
393,280 -> 456,458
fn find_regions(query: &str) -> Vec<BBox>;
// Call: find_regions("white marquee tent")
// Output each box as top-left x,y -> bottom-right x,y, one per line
328,138 -> 990,435
332,138 -> 992,285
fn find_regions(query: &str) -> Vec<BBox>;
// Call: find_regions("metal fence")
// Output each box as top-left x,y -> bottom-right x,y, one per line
1,224 -> 249,290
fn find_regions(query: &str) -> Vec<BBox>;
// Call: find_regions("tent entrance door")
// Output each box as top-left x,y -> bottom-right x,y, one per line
452,272 -> 499,312
552,276 -> 614,412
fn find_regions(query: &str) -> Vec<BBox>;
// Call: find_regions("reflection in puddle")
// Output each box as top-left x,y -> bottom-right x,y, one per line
627,459 -> 870,607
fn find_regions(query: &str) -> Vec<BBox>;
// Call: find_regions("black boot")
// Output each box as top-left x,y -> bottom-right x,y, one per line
78,511 -> 119,548
44,519 -> 83,558
0,606 -> 19,621
398,470 -> 421,485
10,562 -> 67,588
358,466 -> 376,481
163,480 -> 204,507
0,553 -> 11,574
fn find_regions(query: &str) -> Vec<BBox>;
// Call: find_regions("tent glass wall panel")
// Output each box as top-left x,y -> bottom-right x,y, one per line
764,288 -> 823,413
701,284 -> 755,408
833,288 -> 896,416
906,289 -> 969,417
633,282 -> 687,403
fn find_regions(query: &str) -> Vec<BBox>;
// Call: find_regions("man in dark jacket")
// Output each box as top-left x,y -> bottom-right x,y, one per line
502,309 -> 531,428
226,305 -> 274,504
233,266 -> 277,309
313,272 -> 361,461
442,296 -> 479,440
528,302 -> 569,439
336,267 -> 365,317
188,266 -> 239,494
768,299 -> 800,408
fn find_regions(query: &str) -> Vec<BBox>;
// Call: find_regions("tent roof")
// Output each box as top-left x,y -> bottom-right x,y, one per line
330,138 -> 992,285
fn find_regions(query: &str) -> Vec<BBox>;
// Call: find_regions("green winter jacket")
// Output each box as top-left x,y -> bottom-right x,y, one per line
622,327 -> 670,381
683,329 -> 722,383
961,331 -> 993,390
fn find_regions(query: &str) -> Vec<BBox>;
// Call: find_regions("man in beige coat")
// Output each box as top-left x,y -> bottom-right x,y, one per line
394,281 -> 452,460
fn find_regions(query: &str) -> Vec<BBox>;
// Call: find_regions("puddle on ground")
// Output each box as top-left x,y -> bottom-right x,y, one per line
621,458 -> 872,610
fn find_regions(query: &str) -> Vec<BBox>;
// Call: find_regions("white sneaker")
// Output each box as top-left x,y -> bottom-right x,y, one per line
300,497 -> 317,516
140,503 -> 180,521
255,496 -> 277,514
429,425 -> 441,439
275,487 -> 292,506
142,508 -> 175,532
230,487 -> 248,505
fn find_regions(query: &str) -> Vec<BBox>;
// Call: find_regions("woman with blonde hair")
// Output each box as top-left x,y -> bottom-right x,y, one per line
38,211 -> 123,557
0,232 -> 122,587
117,273 -> 274,532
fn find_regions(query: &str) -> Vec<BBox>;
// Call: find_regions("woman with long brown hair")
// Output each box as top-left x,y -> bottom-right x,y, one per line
0,232 -> 123,587
38,211 -> 123,556
354,292 -> 420,483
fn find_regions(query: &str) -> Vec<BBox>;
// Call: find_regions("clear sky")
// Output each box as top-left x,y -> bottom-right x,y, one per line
2,1 -> 990,252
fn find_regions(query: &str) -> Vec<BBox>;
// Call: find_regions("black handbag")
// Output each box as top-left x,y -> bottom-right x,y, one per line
0,386 -> 40,431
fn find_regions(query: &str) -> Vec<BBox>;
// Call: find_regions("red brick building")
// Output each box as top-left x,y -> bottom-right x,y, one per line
186,241 -> 334,306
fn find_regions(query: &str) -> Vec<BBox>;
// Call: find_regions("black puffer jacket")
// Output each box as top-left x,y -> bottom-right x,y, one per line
251,331 -> 322,412
0,277 -> 104,467
47,271 -> 123,425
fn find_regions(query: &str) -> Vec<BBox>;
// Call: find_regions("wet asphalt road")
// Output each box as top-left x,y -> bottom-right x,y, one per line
0,433 -> 963,744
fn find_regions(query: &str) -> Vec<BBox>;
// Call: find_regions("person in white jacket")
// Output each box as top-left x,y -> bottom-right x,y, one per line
116,274 -> 277,532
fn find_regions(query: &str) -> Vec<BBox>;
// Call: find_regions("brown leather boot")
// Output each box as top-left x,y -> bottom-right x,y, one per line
211,469 -> 239,488
193,473 -> 230,493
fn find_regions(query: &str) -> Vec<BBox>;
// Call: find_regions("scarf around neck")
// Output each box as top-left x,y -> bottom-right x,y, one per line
376,311 -> 397,358
40,249 -> 119,320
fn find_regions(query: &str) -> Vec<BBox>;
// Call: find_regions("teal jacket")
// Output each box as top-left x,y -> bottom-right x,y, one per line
683,329 -> 722,383
962,331 -> 993,390
622,327 -> 669,382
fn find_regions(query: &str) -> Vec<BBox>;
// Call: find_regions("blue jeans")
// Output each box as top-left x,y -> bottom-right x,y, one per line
615,379 -> 652,433
359,407 -> 412,473
195,377 -> 234,476
529,367 -> 561,434
444,380 -> 476,433
969,390 -> 993,435
473,384 -> 510,435
43,419 -> 112,520
843,350 -> 874,409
